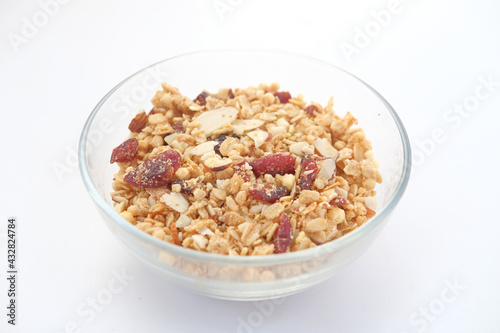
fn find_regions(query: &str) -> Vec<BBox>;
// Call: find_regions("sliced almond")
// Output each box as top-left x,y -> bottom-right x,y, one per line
317,157 -> 336,180
170,140 -> 186,152
276,118 -> 289,127
289,142 -> 312,155
247,129 -> 269,148
199,226 -> 215,236
334,186 -> 348,200
302,145 -> 315,155
269,125 -> 287,136
232,119 -> 265,135
191,234 -> 208,249
195,106 -> 238,136
176,214 -> 192,228
364,150 -> 380,169
162,192 -> 189,213
164,133 -> 178,145
203,156 -> 233,171
200,150 -> 218,161
365,196 -> 378,210
313,138 -> 339,160
190,141 -> 218,156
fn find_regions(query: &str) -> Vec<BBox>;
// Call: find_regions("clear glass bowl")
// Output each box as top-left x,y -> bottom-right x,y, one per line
79,49 -> 411,301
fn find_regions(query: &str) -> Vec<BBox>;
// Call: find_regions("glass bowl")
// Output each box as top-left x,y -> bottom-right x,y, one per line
79,49 -> 411,301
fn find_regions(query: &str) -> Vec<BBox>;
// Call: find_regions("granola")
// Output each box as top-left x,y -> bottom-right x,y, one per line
110,83 -> 382,256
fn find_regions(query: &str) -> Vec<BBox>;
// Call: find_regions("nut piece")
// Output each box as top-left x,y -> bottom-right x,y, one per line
195,106 -> 238,136
164,133 -> 178,145
128,111 -> 148,133
289,142 -> 314,156
317,157 -> 336,180
162,192 -> 189,213
313,138 -> 339,160
190,141 -> 218,156
192,234 -> 208,249
176,214 -> 192,228
203,156 -> 233,171
365,196 -> 378,210
248,129 -> 269,148
233,119 -> 265,135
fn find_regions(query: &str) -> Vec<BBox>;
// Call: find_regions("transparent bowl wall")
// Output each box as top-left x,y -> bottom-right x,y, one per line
79,50 -> 411,301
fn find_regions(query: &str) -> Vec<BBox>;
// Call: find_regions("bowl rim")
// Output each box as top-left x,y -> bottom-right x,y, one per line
78,48 -> 412,266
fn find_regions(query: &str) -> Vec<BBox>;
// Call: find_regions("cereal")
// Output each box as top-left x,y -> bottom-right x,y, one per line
110,83 -> 382,256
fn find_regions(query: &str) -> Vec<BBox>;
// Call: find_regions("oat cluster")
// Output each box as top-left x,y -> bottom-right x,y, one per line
110,82 -> 382,256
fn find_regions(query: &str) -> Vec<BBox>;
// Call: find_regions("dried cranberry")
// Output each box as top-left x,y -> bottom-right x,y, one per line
233,162 -> 251,182
171,180 -> 195,195
273,91 -> 292,104
124,150 -> 182,188
274,213 -> 292,254
249,183 -> 289,203
227,89 -> 235,99
110,138 -> 138,164
213,134 -> 229,156
251,154 -> 296,178
297,155 -> 320,190
172,122 -> 185,133
213,134 -> 239,156
304,105 -> 318,117
330,196 -> 349,206
148,107 -> 156,115
194,91 -> 211,106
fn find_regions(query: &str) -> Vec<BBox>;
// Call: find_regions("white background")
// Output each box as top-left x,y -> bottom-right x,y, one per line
1,0 -> 499,332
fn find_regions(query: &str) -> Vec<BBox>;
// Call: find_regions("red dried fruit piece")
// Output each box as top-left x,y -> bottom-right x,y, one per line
298,155 -> 320,190
330,196 -> 349,206
304,105 -> 318,117
128,111 -> 148,133
172,122 -> 185,133
233,162 -> 251,182
274,213 -> 292,254
213,134 -> 239,156
110,138 -> 138,164
249,183 -> 289,203
251,154 -> 296,178
227,89 -> 235,99
273,91 -> 292,104
171,180 -> 195,195
214,134 -> 229,156
148,107 -> 156,115
124,149 -> 182,188
194,91 -> 211,106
